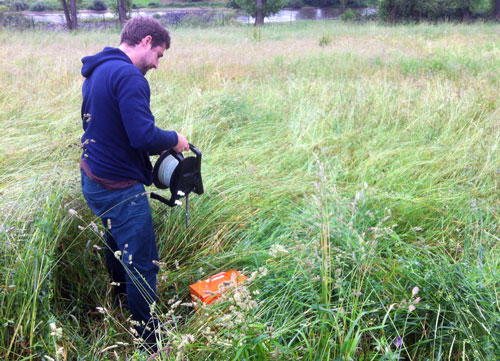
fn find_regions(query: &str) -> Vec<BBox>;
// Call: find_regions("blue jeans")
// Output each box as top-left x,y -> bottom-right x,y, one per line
81,171 -> 159,344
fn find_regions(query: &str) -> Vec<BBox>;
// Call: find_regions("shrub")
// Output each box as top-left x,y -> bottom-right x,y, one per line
87,0 -> 107,11
226,0 -> 240,9
285,0 -> 303,9
340,8 -> 358,22
30,2 -> 51,11
10,1 -> 29,11
0,10 -> 35,27
319,34 -> 331,47
376,0 -> 480,22
301,0 -> 335,6
148,2 -> 159,7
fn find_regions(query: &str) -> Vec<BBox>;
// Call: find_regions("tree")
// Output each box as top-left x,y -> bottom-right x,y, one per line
235,0 -> 285,26
255,0 -> 264,25
60,0 -> 77,29
455,0 -> 472,21
70,0 -> 77,28
449,0 -> 487,21
378,0 -> 485,22
112,0 -> 132,24
494,0 -> 500,21
378,0 -> 417,23
117,0 -> 127,24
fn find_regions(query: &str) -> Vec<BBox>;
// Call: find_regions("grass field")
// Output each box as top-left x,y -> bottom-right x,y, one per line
0,21 -> 499,360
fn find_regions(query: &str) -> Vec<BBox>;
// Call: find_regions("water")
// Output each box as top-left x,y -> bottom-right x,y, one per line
236,7 -> 377,23
24,7 -> 377,26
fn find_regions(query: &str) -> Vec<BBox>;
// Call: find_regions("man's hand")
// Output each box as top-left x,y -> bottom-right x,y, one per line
172,132 -> 189,153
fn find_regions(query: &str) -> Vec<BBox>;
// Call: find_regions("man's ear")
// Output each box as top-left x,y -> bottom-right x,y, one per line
142,35 -> 153,47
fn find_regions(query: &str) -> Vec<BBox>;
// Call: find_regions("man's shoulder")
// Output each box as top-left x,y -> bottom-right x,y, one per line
100,58 -> 140,76
94,60 -> 145,89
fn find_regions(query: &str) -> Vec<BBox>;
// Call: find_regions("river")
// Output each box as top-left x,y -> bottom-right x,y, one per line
22,7 -> 377,27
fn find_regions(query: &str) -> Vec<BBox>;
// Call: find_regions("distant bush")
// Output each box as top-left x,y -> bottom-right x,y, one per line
285,0 -> 303,9
0,11 -> 34,26
301,0 -> 335,6
31,2 -> 53,11
10,1 -> 29,11
340,8 -> 359,21
87,0 -> 107,11
377,0 -> 491,22
226,0 -> 240,9
378,0 -> 441,22
176,10 -> 236,27
148,2 -> 159,7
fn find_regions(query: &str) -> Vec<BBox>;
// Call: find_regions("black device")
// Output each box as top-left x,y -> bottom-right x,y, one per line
151,143 -> 204,227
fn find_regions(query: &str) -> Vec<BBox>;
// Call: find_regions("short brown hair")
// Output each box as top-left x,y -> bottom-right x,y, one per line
120,16 -> 171,49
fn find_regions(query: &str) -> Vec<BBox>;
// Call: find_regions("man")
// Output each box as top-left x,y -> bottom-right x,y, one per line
79,16 -> 188,349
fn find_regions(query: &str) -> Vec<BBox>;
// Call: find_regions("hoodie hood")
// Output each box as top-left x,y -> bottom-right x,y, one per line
81,47 -> 132,78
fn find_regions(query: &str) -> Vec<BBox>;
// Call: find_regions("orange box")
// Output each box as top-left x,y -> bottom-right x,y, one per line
189,270 -> 247,305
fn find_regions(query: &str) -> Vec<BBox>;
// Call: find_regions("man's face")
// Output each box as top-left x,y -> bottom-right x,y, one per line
136,37 -> 167,75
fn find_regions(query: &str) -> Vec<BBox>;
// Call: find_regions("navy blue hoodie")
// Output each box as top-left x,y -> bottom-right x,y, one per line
80,47 -> 177,186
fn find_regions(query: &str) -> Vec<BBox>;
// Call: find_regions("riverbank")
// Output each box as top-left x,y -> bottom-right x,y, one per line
22,7 -> 228,15
15,7 -> 236,29
9,5 -> 377,29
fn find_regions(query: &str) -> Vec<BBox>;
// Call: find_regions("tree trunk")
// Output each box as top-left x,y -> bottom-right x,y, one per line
389,6 -> 396,24
117,0 -> 127,24
461,0 -> 472,22
70,0 -> 77,29
60,0 -> 72,30
495,0 -> 500,21
462,8 -> 471,22
255,0 -> 264,26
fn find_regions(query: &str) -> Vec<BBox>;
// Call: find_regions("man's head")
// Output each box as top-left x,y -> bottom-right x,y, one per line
119,16 -> 171,75
121,16 -> 170,49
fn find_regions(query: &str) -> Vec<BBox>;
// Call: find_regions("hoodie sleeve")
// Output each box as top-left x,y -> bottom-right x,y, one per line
116,73 -> 178,154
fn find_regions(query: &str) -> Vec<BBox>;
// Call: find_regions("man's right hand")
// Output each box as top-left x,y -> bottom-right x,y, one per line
172,132 -> 189,153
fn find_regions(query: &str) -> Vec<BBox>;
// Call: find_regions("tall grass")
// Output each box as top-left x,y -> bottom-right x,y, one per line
0,21 -> 499,360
